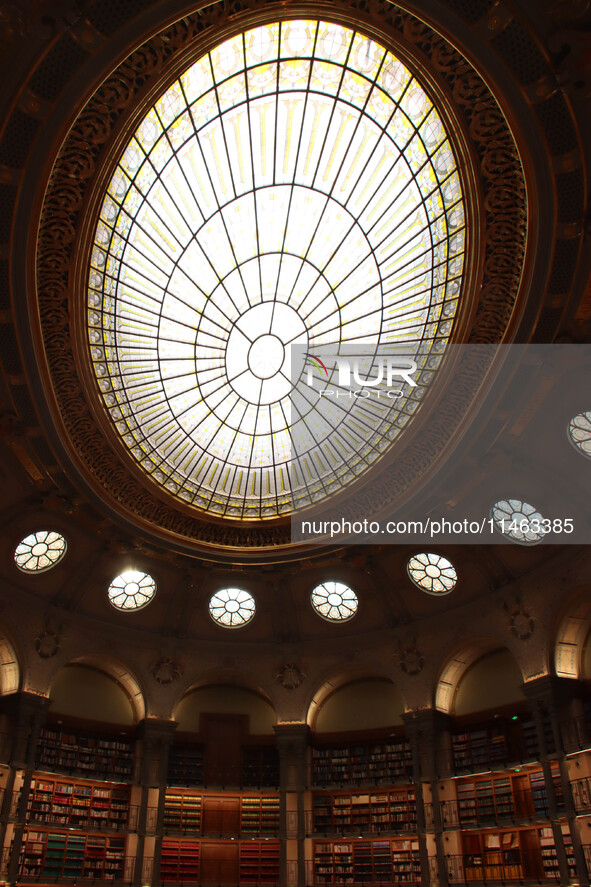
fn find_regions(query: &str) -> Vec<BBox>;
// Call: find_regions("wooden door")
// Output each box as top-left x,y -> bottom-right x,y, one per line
200,842 -> 239,885
202,796 -> 240,836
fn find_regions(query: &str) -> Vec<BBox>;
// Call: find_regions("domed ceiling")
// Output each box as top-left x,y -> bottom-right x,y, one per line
0,0 -> 589,568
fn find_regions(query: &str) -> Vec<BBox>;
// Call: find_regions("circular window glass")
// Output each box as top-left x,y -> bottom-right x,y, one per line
88,20 -> 466,520
407,552 -> 457,594
209,587 -> 256,627
311,581 -> 358,622
568,411 -> 591,459
491,499 -> 545,545
108,570 -> 157,610
14,531 -> 67,573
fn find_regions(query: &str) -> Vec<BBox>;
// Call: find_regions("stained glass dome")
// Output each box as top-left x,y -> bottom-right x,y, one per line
88,20 -> 465,520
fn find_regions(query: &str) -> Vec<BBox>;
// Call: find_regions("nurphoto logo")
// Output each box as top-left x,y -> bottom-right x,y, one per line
303,352 -> 418,398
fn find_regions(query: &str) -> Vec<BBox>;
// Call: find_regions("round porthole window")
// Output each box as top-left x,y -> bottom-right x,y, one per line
311,581 -> 358,622
108,570 -> 157,610
209,587 -> 256,628
407,553 -> 457,594
491,499 -> 545,545
568,411 -> 591,459
14,531 -> 67,573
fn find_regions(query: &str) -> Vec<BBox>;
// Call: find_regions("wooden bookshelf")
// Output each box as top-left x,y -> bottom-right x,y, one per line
313,838 -> 419,884
163,791 -> 279,836
312,737 -> 412,786
163,790 -> 202,833
241,795 -> 280,833
462,830 -> 522,882
161,838 -> 200,881
242,745 -> 280,787
167,743 -> 205,786
36,726 -> 134,781
19,830 -> 125,880
160,839 -> 278,883
462,824 -> 577,882
27,775 -> 130,831
538,824 -> 576,881
455,763 -> 564,828
239,841 -> 280,883
451,713 -> 552,773
313,789 -> 416,834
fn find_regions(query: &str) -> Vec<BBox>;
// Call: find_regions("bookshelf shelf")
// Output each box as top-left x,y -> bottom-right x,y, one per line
160,838 -> 279,883
313,789 -> 416,835
27,775 -> 130,831
313,837 -> 419,884
167,743 -> 205,787
36,727 -> 134,781
163,791 -> 280,836
312,738 -> 412,786
242,746 -> 280,787
453,764 -> 564,829
20,830 -> 125,880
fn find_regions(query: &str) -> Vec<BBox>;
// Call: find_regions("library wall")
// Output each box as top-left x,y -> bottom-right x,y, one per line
49,665 -> 135,725
583,632 -> 591,678
314,680 -> 404,731
175,686 -> 276,734
454,649 -> 523,715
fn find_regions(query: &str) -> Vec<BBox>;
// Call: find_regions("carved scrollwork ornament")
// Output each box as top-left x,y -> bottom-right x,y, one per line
32,0 -> 528,553
276,664 -> 305,690
151,657 -> 182,684
509,607 -> 536,641
35,628 -> 60,659
397,646 -> 425,676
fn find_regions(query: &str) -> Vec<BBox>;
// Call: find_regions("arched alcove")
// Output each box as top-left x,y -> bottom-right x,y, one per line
453,649 -> 524,716
175,685 -> 276,735
555,593 -> 591,679
435,641 -> 524,714
0,632 -> 19,695
49,663 -> 137,725
312,679 -> 403,733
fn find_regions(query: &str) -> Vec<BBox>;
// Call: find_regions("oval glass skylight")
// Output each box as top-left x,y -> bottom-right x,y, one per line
568,411 -> 591,459
407,552 -> 457,594
209,587 -> 256,627
108,570 -> 156,610
311,580 -> 358,622
88,20 -> 465,520
491,499 -> 545,545
14,531 -> 67,573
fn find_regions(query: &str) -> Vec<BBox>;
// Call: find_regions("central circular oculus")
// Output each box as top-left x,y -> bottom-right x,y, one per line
248,335 -> 285,379
87,19 -> 465,519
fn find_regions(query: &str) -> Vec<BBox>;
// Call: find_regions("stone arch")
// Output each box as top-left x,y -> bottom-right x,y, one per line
554,588 -> 591,679
435,639 -> 526,714
0,630 -> 19,695
306,665 -> 403,730
57,655 -> 146,722
173,675 -> 277,735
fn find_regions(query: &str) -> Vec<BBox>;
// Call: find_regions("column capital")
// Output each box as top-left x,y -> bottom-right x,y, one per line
521,675 -> 577,705
402,708 -> 452,736
0,690 -> 51,720
137,717 -> 178,743
274,722 -> 310,750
